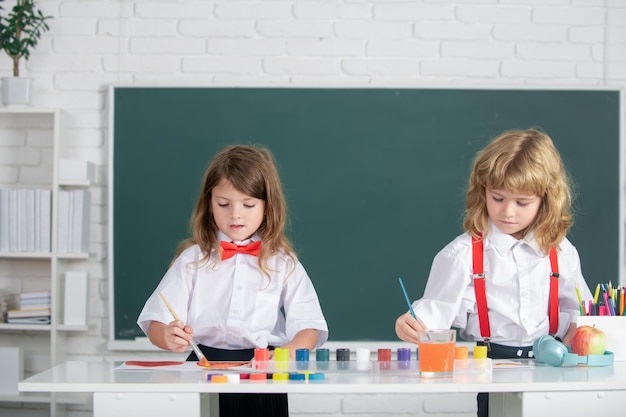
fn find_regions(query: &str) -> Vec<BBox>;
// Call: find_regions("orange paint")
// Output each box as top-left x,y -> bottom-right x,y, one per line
125,361 -> 184,367
196,360 -> 248,369
196,357 -> 211,367
418,341 -> 455,376
454,346 -> 468,360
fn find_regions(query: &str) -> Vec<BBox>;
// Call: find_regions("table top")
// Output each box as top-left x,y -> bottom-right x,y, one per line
19,360 -> 626,395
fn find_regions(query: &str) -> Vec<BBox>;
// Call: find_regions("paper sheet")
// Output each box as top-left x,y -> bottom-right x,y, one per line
491,359 -> 537,369
116,361 -> 251,372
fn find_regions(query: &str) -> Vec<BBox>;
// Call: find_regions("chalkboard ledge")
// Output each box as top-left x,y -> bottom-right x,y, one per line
107,338 -> 475,355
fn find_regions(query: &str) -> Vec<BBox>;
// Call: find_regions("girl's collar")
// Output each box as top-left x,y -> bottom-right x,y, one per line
217,230 -> 261,245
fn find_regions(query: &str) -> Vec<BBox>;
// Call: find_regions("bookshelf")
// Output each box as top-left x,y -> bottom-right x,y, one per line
0,108 -> 91,414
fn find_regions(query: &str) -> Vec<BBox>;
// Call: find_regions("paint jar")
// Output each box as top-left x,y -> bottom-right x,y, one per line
316,348 -> 329,370
397,347 -> 411,369
378,348 -> 392,371
336,348 -> 350,370
296,348 -> 310,370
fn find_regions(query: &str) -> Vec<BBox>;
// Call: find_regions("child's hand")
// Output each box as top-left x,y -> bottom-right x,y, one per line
273,329 -> 319,359
162,320 -> 193,353
395,312 -> 426,345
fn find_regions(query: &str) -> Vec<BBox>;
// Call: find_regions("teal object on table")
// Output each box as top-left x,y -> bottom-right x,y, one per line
533,335 -> 614,367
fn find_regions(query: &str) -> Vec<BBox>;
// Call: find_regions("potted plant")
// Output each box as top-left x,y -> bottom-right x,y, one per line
0,0 -> 51,105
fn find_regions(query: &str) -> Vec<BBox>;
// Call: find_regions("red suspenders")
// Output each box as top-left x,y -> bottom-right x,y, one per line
547,247 -> 560,335
472,237 -> 491,338
471,235 -> 560,341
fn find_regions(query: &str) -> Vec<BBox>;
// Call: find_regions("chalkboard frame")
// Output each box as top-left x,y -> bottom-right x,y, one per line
108,86 -> 621,344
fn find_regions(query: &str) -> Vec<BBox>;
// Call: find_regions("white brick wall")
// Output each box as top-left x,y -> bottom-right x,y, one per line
1,0 -> 625,416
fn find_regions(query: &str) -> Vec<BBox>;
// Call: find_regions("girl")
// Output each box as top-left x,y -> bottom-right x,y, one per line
395,129 -> 592,417
138,144 -> 328,417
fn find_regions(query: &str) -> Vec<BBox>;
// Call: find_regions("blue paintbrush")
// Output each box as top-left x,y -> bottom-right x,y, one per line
398,277 -> 417,319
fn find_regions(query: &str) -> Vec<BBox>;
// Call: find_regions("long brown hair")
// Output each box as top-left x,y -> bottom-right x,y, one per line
464,129 -> 573,253
173,145 -> 295,275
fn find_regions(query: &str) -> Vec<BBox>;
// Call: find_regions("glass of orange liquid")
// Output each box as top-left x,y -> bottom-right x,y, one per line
417,329 -> 456,377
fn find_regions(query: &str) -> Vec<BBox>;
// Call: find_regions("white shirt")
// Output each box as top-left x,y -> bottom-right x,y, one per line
137,232 -> 328,349
412,223 -> 593,346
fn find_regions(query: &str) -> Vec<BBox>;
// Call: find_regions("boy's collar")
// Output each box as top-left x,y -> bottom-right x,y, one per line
486,221 -> 543,255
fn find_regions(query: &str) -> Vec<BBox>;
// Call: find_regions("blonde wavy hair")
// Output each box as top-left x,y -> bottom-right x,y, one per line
463,129 -> 573,254
173,144 -> 295,276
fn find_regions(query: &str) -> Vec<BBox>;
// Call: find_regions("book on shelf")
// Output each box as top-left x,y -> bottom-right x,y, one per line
0,292 -> 8,324
63,271 -> 88,326
39,189 -> 51,252
6,316 -> 51,324
16,189 -> 26,251
19,296 -> 51,310
59,159 -> 96,183
20,294 -> 51,302
57,189 -> 71,253
71,189 -> 91,253
34,189 -> 41,252
0,347 -> 23,394
0,188 -> 52,253
17,302 -> 50,310
7,307 -> 51,318
57,189 -> 90,254
14,290 -> 52,310
24,189 -> 35,252
16,189 -> 36,252
20,290 -> 51,299
0,188 -> 8,252
8,189 -> 17,251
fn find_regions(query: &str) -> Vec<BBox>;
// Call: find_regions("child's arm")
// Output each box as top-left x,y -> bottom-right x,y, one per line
395,312 -> 427,345
147,320 -> 194,353
280,328 -> 319,354
561,322 -> 577,346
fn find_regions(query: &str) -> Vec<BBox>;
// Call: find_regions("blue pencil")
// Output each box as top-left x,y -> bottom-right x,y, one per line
398,277 -> 417,319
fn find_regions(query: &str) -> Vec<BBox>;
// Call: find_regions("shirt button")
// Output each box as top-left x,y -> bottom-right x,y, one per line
237,285 -> 242,291
232,309 -> 239,314
522,318 -> 528,323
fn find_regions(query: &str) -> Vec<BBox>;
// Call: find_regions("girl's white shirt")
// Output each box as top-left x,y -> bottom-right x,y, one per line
138,232 -> 328,349
412,222 -> 593,346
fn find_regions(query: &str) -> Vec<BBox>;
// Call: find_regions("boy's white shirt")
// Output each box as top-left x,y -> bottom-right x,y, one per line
412,222 -> 592,346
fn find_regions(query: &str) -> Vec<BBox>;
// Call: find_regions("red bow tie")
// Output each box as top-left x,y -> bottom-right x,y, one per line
220,240 -> 262,260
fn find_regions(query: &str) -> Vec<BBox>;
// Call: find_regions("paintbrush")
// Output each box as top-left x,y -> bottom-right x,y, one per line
159,292 -> 209,366
398,277 -> 428,331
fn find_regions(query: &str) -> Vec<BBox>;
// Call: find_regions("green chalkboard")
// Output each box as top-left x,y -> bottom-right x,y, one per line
111,87 -> 620,341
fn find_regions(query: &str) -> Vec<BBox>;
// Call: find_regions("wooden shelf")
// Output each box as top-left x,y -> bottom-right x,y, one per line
56,252 -> 90,260
0,252 -> 52,259
57,324 -> 89,332
0,108 -> 91,413
59,179 -> 91,188
0,323 -> 51,332
0,392 -> 88,405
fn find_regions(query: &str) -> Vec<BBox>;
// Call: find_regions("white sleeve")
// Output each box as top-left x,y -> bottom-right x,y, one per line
136,252 -> 194,335
281,261 -> 329,347
413,242 -> 474,331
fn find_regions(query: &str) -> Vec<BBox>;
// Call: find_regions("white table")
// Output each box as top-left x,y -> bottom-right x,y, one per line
19,360 -> 626,417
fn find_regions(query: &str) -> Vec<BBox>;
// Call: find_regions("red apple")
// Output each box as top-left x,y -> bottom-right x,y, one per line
570,325 -> 606,356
